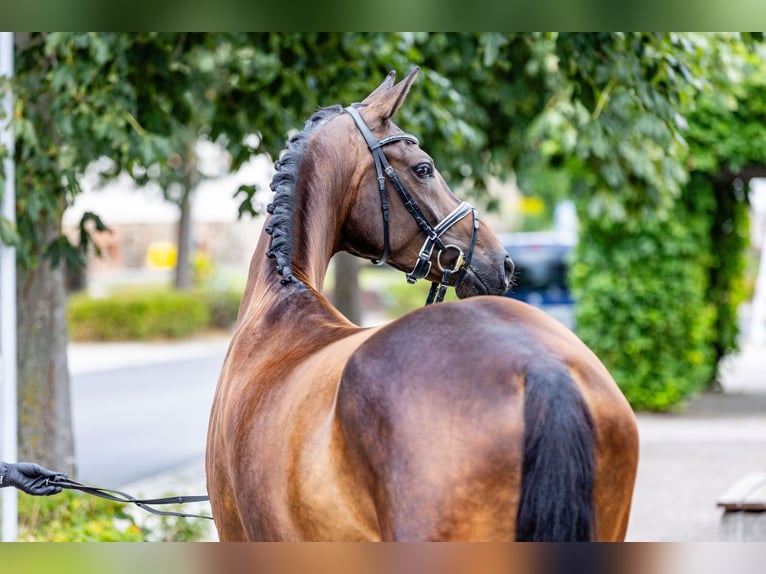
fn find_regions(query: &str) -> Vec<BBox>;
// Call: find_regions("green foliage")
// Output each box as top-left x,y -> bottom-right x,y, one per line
10,33 -> 141,270
687,175 -> 750,365
16,489 -> 209,541
567,35 -> 765,409
67,288 -> 241,341
682,42 -> 766,369
18,490 -> 144,542
523,33 -> 703,220
571,204 -> 716,411
67,290 -> 210,341
686,41 -> 766,175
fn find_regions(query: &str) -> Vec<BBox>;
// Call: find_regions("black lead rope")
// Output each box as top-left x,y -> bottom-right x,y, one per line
47,476 -> 213,520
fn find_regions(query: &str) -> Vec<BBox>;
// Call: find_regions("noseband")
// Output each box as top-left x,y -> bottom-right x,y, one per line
344,105 -> 479,305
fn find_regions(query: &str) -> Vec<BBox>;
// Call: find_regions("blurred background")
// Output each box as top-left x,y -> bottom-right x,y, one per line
2,33 -> 766,541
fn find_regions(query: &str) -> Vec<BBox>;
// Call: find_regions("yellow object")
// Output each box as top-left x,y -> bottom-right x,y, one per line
520,196 -> 545,215
146,242 -> 178,269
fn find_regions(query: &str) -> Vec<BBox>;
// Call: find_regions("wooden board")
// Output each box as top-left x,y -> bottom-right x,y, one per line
718,472 -> 766,511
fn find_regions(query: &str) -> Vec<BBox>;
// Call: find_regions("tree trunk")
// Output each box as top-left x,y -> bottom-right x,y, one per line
174,189 -> 193,290
174,142 -> 199,291
16,218 -> 75,476
12,32 -> 74,476
333,252 -> 362,324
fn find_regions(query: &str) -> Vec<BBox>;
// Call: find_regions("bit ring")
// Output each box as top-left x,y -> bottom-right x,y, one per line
437,244 -> 465,272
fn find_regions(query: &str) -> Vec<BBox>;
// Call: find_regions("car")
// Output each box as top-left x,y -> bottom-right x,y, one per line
501,231 -> 576,329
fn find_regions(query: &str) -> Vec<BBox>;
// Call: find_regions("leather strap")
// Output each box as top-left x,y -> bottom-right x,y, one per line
406,201 -> 473,283
48,476 -> 213,520
344,105 -> 481,305
345,105 -> 442,264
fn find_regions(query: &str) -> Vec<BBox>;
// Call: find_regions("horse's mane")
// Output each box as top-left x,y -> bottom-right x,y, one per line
265,105 -> 345,284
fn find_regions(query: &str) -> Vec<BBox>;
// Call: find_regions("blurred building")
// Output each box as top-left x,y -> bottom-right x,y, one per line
63,149 -> 272,294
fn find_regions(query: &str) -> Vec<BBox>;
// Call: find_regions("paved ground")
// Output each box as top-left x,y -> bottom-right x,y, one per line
69,335 -> 766,542
626,343 -> 766,541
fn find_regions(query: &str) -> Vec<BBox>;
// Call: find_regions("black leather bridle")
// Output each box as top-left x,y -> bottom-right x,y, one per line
344,105 -> 479,305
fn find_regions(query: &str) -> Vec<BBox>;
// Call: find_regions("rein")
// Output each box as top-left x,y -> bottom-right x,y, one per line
344,105 -> 479,304
47,476 -> 213,521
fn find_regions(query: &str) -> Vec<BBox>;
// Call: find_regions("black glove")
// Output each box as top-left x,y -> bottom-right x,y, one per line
0,461 -> 68,496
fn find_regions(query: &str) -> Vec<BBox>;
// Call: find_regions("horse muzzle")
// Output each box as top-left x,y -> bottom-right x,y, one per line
454,254 -> 514,299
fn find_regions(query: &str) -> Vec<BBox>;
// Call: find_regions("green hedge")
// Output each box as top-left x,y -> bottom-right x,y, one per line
17,489 -> 209,541
68,289 -> 241,342
570,173 -> 749,412
571,192 -> 714,411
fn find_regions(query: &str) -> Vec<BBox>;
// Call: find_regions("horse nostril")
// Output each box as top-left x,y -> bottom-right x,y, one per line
504,255 -> 515,286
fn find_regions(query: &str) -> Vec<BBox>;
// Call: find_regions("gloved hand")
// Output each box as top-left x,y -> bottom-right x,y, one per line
0,461 -> 68,496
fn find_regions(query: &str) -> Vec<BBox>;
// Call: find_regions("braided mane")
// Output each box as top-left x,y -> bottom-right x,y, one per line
265,105 -> 344,284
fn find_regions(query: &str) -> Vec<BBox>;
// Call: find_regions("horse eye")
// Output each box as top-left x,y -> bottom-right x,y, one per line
414,163 -> 433,178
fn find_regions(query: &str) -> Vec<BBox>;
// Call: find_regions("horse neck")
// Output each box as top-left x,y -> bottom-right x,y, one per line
238,149 -> 351,327
237,231 -> 352,343
288,143 -> 351,291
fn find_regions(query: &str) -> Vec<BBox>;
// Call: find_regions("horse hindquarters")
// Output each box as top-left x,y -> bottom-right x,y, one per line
336,322 -> 525,541
335,299 -> 632,541
515,359 -> 597,542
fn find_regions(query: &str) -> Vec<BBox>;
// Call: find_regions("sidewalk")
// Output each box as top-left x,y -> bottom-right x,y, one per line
68,336 -> 766,542
68,333 -> 230,541
68,332 -> 231,376
626,342 -> 766,541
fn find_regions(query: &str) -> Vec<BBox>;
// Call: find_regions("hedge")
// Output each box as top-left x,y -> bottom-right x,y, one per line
568,170 -> 752,412
571,217 -> 714,411
67,289 -> 241,342
17,489 -> 210,541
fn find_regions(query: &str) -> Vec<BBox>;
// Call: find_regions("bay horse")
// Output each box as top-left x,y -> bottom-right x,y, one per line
206,67 -> 639,541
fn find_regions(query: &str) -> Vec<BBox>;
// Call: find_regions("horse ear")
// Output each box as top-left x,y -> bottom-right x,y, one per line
362,66 -> 420,123
362,70 -> 397,104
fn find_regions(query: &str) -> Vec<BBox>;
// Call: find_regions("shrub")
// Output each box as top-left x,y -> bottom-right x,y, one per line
16,489 -> 209,541
68,290 -> 210,342
571,203 -> 717,412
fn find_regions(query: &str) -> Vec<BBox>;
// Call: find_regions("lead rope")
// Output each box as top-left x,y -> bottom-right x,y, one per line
47,476 -> 213,520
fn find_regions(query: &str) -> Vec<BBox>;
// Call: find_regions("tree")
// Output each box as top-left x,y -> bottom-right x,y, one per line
505,34 -> 766,409
405,33 -> 766,409
7,33 -> 139,473
684,37 -> 766,368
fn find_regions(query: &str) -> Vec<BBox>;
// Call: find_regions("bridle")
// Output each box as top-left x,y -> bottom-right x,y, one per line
344,105 -> 480,305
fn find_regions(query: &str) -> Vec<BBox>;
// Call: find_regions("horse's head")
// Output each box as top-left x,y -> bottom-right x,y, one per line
336,67 -> 513,299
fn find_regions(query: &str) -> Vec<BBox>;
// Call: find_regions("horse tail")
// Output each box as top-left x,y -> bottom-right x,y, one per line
514,359 -> 596,542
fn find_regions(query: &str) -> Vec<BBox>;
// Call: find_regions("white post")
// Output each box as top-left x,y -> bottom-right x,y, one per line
751,179 -> 766,346
0,30 -> 18,542
751,233 -> 766,345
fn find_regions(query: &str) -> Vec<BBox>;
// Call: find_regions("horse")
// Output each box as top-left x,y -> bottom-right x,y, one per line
206,67 -> 639,541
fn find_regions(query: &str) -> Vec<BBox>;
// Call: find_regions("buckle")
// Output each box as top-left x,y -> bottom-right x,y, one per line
407,255 -> 432,283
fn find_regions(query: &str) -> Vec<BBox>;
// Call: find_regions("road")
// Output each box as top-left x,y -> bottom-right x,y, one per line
71,352 -> 224,487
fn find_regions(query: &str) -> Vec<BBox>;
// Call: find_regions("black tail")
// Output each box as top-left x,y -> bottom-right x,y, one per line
514,359 -> 596,541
